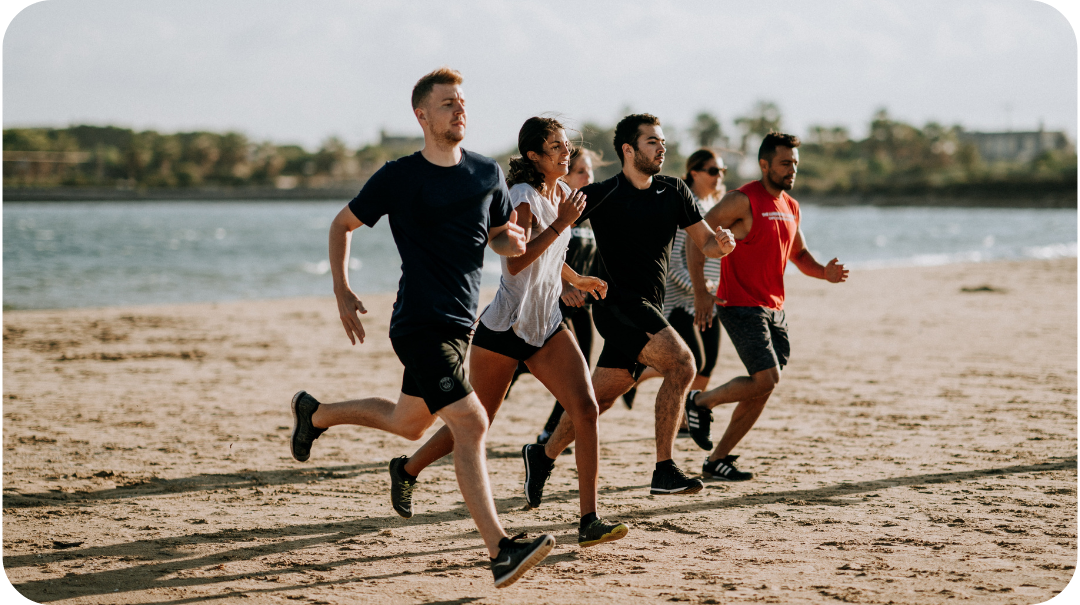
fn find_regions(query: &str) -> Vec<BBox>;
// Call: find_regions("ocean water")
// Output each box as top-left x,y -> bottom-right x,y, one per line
3,201 -> 1076,310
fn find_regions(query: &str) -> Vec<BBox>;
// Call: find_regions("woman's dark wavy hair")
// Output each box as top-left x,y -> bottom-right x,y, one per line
683,148 -> 718,188
506,117 -> 567,193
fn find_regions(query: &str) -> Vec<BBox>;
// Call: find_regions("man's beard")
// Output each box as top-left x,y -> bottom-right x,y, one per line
435,126 -> 465,146
767,172 -> 793,191
632,150 -> 662,176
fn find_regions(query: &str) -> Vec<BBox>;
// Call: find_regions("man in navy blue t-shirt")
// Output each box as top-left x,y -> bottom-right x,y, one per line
286,68 -> 554,588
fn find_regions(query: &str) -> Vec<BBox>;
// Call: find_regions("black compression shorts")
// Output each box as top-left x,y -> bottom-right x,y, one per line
472,321 -> 566,362
390,326 -> 473,414
667,307 -> 721,377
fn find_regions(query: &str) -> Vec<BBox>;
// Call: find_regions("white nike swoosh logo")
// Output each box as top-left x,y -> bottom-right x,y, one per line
656,188 -> 666,194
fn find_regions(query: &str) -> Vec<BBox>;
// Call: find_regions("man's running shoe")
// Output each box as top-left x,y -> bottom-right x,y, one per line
290,391 -> 326,462
621,387 -> 637,409
650,462 -> 704,495
522,443 -> 554,509
490,533 -> 555,588
684,390 -> 713,451
578,518 -> 630,547
388,456 -> 417,518
702,454 -> 753,481
678,427 -> 690,438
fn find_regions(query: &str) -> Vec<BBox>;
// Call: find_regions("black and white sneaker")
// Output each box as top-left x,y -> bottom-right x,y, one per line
536,430 -> 552,445
522,444 -> 554,509
290,391 -> 326,462
703,455 -> 753,481
684,390 -> 714,451
650,462 -> 704,495
388,456 -> 417,518
490,532 -> 555,588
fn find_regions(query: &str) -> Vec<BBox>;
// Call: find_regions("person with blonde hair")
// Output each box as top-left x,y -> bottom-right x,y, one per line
288,68 -> 554,588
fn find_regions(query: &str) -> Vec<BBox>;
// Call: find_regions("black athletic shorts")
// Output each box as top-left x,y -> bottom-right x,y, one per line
668,307 -> 721,377
472,321 -> 566,362
390,325 -> 473,414
592,290 -> 670,379
716,306 -> 789,375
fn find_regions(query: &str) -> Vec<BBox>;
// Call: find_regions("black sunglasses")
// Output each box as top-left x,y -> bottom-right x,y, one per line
699,166 -> 726,176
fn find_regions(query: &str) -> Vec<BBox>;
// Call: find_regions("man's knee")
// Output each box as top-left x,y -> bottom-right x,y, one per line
643,329 -> 694,377
438,397 -> 489,444
751,367 -> 781,396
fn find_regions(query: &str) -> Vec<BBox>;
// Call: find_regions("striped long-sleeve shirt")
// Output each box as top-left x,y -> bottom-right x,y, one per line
663,196 -> 722,318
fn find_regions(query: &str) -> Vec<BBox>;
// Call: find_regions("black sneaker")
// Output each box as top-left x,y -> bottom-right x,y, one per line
490,532 -> 555,588
388,456 -> 417,519
684,390 -> 713,451
578,518 -> 630,548
622,387 -> 637,409
522,444 -> 554,509
677,426 -> 690,438
703,455 -> 753,481
650,462 -> 704,495
290,391 -> 326,462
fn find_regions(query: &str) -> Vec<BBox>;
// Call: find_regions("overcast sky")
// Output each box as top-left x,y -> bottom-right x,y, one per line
2,0 -> 1077,155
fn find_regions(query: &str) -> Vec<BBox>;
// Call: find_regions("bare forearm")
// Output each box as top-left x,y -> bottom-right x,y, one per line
685,242 -> 710,294
328,223 -> 353,293
791,249 -> 826,279
507,224 -> 565,275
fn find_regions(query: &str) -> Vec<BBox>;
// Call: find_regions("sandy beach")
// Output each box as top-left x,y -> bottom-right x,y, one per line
3,257 -> 1076,604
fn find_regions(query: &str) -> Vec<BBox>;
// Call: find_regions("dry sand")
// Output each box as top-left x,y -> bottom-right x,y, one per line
3,258 -> 1076,604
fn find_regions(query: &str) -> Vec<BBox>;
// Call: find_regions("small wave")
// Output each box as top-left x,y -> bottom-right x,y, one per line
302,260 -> 331,275
848,242 -> 1077,270
1022,242 -> 1077,260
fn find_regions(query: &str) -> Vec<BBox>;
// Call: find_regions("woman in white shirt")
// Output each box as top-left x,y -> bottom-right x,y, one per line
391,117 -> 628,548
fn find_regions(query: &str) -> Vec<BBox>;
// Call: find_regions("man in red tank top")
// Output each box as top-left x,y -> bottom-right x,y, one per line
683,133 -> 849,481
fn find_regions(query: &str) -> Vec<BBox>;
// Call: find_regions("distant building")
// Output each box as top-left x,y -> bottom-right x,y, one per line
959,128 -> 1072,163
379,131 -> 424,151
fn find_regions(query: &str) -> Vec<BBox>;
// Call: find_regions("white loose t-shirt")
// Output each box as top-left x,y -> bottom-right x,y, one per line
479,181 -> 572,347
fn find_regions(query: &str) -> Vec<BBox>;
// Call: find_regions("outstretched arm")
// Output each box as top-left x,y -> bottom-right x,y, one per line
329,205 -> 369,344
788,228 -> 849,283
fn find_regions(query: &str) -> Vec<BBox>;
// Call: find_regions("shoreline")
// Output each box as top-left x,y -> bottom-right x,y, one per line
4,188 -> 1077,208
4,255 -> 1076,314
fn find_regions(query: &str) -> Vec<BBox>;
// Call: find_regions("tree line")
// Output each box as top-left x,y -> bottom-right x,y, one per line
4,104 -> 1075,199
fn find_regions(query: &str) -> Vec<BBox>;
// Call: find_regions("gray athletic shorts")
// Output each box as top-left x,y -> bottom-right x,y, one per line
716,306 -> 789,375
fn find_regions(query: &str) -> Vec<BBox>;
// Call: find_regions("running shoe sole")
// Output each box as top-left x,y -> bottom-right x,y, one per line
579,523 -> 629,548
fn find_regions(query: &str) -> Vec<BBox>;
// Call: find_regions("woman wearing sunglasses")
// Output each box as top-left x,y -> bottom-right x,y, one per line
623,149 -> 728,437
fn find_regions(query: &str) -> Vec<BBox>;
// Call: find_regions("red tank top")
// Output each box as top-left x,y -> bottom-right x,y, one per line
716,180 -> 800,309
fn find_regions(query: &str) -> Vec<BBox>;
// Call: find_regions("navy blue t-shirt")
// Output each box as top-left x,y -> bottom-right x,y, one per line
348,149 -> 513,338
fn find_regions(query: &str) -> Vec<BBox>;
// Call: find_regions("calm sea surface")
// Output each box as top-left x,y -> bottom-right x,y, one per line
3,201 -> 1076,310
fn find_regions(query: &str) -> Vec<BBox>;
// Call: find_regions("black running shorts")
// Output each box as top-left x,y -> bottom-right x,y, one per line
592,291 -> 671,379
716,306 -> 789,375
472,321 -> 566,362
390,326 -> 473,414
